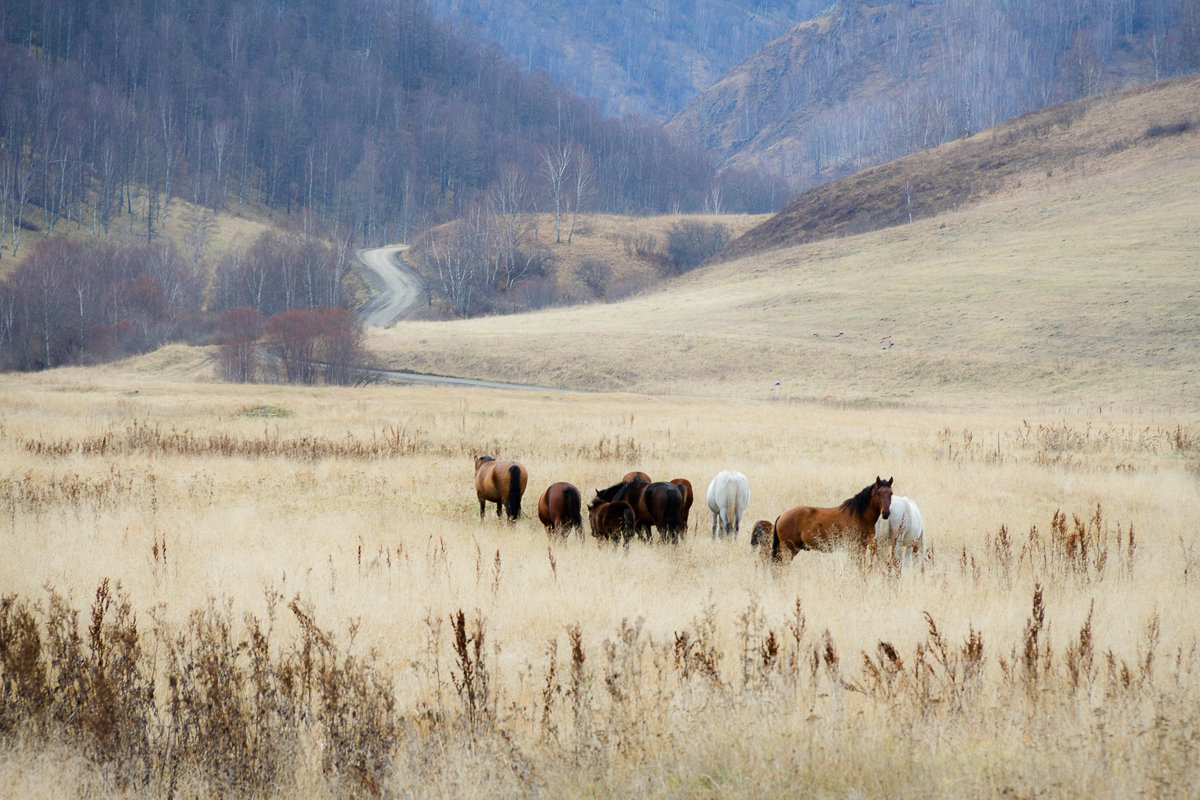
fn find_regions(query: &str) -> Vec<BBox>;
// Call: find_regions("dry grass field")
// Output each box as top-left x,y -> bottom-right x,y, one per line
1,351 -> 1198,797
3,79 -> 1200,800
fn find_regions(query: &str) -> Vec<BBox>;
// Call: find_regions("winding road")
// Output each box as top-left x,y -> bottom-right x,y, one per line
355,244 -> 565,392
356,245 -> 423,328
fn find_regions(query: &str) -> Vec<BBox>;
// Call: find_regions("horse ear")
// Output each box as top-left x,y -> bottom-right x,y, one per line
886,476 -> 893,486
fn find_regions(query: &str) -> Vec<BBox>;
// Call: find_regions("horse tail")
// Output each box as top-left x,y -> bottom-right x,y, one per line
770,516 -> 781,562
565,484 -> 583,530
666,488 -> 683,542
506,465 -> 523,520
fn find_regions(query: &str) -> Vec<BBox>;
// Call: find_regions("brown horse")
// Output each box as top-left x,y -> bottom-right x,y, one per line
771,477 -> 893,562
474,455 -> 529,521
595,479 -> 683,543
749,519 -> 775,551
588,499 -> 636,545
622,471 -> 651,484
538,482 -> 583,536
670,478 -> 694,534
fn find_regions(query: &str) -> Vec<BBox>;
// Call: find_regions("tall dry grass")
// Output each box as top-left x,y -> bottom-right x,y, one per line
2,368 -> 1198,798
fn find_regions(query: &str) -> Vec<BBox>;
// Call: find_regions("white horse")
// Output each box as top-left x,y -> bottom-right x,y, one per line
874,495 -> 926,567
706,470 -> 750,537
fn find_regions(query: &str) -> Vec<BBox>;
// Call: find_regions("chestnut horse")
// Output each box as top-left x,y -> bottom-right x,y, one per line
474,455 -> 529,521
538,482 -> 583,536
588,499 -> 636,545
671,478 -> 694,535
771,477 -> 893,562
594,478 -> 684,543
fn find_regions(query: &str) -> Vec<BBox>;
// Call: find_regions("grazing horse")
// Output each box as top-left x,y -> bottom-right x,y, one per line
594,479 -> 684,543
474,455 -> 529,521
588,499 -> 636,545
771,477 -> 894,562
706,470 -> 750,538
874,495 -> 926,568
749,520 -> 775,551
538,482 -> 583,536
670,478 -> 694,535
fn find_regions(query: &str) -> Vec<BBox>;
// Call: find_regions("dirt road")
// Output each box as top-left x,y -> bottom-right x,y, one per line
356,245 -> 423,328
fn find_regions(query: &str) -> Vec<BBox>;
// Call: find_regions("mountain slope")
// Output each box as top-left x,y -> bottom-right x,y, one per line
365,77 -> 1200,409
667,1 -> 1200,188
721,73 -> 1200,259
422,0 -> 829,120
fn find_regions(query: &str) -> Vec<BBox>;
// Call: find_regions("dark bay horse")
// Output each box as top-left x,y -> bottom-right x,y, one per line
594,478 -> 683,543
771,477 -> 893,562
588,499 -> 636,545
670,478 -> 694,535
538,482 -> 583,536
474,455 -> 529,521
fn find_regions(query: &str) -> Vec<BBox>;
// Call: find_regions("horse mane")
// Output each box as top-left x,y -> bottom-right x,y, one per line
839,484 -> 876,516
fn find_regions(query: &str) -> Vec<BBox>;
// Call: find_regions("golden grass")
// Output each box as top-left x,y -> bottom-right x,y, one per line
1,366 -> 1198,797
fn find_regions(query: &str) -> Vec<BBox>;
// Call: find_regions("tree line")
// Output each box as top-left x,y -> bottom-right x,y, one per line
0,220 -> 365,382
0,0 -> 786,261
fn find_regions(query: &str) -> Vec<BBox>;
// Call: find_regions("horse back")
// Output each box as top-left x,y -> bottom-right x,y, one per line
776,504 -> 858,552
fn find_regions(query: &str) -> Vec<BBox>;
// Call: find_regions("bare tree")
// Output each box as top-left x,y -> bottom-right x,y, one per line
489,166 -> 538,290
538,144 -> 572,244
567,145 -> 596,243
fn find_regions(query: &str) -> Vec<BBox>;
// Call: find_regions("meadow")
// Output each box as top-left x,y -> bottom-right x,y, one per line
1,361 -> 1198,799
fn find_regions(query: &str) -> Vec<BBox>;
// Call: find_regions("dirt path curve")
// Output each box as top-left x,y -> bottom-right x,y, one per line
357,244 -> 423,328
355,244 -> 565,392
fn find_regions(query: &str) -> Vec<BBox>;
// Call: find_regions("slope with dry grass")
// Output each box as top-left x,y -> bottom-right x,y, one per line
369,114 -> 1200,410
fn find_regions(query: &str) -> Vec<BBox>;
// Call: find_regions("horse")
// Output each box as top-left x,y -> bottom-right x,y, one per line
874,494 -> 926,568
594,479 -> 684,543
538,482 -> 583,536
771,477 -> 893,562
670,478 -> 694,535
749,520 -> 775,550
705,470 -> 750,538
622,471 -> 651,484
588,499 -> 636,545
474,455 -> 529,521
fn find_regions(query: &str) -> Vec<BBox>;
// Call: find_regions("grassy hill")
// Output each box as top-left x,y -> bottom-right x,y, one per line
366,77 -> 1200,412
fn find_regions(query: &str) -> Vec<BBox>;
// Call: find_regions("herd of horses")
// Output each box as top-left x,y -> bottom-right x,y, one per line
473,455 -> 928,567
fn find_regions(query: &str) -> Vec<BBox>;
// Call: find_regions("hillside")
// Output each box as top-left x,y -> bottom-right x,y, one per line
362,77 -> 1200,411
721,74 -> 1200,258
422,0 -> 827,120
667,0 -> 1200,188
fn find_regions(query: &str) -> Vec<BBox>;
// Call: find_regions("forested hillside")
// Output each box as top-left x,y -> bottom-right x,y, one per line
423,0 -> 830,120
0,0 -> 789,372
668,0 -> 1200,189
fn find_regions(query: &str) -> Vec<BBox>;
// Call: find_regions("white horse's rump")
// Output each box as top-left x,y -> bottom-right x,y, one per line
875,495 -> 926,567
706,470 -> 750,537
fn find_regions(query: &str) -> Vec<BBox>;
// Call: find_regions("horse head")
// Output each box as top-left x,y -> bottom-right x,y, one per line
875,476 -> 894,519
